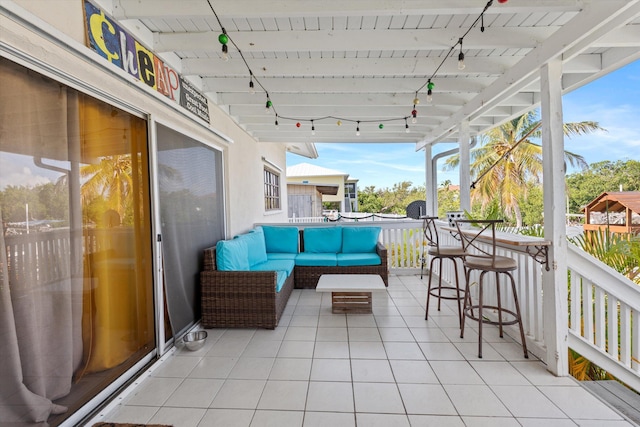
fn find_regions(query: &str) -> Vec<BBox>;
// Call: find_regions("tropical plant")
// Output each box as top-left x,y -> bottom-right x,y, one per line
445,111 -> 602,227
569,229 -> 640,284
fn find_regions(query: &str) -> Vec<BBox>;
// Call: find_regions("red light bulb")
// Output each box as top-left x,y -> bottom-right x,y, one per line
296,122 -> 301,128
498,0 -> 508,3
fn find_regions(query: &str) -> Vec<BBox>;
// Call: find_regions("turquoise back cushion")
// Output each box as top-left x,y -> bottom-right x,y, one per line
262,226 -> 299,253
342,227 -> 381,253
303,227 -> 342,253
216,238 -> 250,271
235,227 -> 267,267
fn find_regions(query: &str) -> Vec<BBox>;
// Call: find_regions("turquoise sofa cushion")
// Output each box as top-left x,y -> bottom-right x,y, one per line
251,259 -> 295,276
235,227 -> 267,267
295,252 -> 337,266
267,253 -> 298,261
216,238 -> 250,271
262,226 -> 299,254
342,227 -> 381,253
303,227 -> 342,253
275,271 -> 288,293
337,253 -> 381,267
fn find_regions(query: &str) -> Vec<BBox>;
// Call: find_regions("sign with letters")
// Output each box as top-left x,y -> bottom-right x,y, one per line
83,0 -> 210,123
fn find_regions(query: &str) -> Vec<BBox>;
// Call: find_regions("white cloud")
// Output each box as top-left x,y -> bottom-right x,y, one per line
0,155 -> 57,190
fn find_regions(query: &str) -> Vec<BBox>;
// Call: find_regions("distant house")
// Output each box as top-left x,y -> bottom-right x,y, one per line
286,163 -> 358,217
583,191 -> 640,234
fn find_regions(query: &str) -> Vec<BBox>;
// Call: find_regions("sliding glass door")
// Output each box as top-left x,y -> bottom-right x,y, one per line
0,58 -> 154,425
156,124 -> 225,339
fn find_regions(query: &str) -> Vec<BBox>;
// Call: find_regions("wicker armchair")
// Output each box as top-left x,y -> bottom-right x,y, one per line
200,246 -> 294,329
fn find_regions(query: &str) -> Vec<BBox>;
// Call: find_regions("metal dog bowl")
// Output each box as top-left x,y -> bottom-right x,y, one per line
183,330 -> 207,351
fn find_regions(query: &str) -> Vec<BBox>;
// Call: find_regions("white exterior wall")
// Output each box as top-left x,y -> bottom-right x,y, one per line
3,0 -> 290,238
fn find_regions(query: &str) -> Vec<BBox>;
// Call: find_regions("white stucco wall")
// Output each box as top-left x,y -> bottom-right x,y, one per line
2,0 -> 290,238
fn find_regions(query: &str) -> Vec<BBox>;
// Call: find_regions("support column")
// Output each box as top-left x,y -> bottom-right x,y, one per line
424,144 -> 436,216
541,58 -> 569,376
459,121 -> 471,213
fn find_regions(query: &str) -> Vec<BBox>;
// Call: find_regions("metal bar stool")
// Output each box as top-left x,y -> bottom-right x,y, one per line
455,219 -> 528,359
420,216 -> 467,327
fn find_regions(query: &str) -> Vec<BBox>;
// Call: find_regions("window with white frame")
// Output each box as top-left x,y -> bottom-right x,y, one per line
264,167 -> 281,211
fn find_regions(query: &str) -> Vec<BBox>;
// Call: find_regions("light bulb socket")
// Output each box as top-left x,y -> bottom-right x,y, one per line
221,43 -> 229,61
458,51 -> 465,70
249,80 -> 255,94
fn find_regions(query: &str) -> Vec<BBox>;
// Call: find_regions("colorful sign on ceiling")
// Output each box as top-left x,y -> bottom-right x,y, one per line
83,0 -> 210,123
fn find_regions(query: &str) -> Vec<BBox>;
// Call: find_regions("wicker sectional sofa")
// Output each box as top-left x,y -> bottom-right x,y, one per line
200,225 -> 388,329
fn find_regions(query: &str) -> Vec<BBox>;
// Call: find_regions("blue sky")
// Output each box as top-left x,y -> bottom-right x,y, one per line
287,60 -> 640,190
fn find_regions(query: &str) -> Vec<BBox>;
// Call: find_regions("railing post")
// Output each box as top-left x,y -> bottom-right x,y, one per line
541,58 -> 569,376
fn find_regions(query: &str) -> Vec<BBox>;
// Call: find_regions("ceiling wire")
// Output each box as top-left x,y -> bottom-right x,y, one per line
205,0 -> 499,128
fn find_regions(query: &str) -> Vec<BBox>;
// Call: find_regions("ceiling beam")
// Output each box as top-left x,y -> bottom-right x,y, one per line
182,56 -> 520,78
201,76 -> 493,94
155,27 -> 556,53
216,92 -> 474,107
112,0 -> 582,20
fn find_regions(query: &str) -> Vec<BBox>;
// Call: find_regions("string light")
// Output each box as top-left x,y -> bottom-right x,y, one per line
218,29 -> 229,62
265,94 -> 272,113
249,71 -> 255,95
457,38 -> 465,70
205,0 -> 502,132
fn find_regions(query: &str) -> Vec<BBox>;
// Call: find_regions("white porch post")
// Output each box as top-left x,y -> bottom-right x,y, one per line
424,144 -> 436,216
541,58 -> 569,376
458,121 -> 471,212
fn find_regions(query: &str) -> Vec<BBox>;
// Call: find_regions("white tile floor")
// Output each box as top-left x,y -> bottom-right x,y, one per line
99,275 -> 635,427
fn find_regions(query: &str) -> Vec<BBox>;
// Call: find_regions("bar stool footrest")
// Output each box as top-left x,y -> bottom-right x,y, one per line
428,286 -> 464,301
463,305 -> 520,326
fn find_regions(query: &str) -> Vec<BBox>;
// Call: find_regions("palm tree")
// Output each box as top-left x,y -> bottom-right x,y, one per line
80,155 -> 133,222
445,111 -> 603,226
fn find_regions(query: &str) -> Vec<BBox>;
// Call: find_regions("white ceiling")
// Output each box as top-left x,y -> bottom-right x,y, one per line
108,0 -> 640,153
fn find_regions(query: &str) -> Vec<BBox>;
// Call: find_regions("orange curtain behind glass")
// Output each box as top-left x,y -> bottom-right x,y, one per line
77,99 -> 154,374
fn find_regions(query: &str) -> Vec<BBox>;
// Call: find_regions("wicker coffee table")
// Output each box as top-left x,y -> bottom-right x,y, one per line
316,274 -> 386,314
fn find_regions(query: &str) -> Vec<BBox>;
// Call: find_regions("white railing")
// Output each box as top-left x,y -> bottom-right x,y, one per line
567,244 -> 640,391
277,220 -> 640,379
286,219 -> 547,359
432,220 -> 547,360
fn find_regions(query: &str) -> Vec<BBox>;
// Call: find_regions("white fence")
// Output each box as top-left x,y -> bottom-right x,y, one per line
278,219 -> 640,380
567,245 -> 640,391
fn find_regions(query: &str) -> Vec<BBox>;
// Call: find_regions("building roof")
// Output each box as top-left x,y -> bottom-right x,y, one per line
287,163 -> 349,178
585,192 -> 640,214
